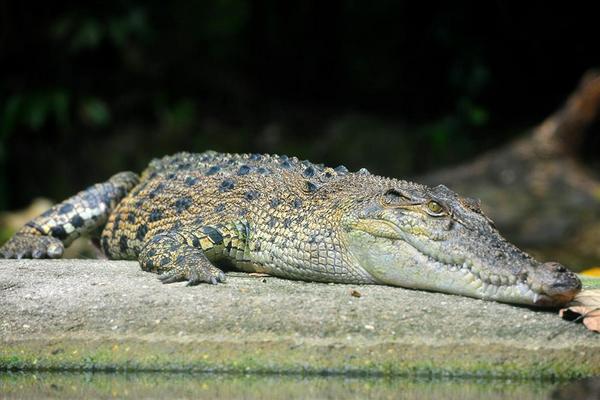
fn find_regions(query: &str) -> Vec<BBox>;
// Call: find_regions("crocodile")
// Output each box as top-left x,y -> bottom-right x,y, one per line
0,151 -> 581,307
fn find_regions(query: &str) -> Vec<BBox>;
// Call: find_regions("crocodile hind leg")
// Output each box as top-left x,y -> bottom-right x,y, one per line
0,171 -> 139,259
139,222 -> 249,285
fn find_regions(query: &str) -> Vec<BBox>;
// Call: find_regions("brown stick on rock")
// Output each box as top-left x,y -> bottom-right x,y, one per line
421,70 -> 600,269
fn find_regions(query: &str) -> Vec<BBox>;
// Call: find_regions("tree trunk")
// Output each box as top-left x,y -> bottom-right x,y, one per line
421,71 -> 600,270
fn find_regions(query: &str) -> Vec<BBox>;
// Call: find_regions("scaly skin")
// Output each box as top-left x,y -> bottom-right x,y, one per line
0,151 -> 581,306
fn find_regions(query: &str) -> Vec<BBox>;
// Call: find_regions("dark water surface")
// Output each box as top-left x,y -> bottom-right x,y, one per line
1,372 -> 596,399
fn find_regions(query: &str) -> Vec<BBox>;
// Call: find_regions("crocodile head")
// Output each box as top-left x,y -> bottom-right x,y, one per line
341,179 -> 581,307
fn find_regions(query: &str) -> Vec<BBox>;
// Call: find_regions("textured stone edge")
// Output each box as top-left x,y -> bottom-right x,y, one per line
1,337 -> 599,379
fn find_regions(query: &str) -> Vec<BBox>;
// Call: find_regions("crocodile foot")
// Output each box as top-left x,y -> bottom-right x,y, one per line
139,232 -> 227,286
0,233 -> 64,259
157,257 -> 227,286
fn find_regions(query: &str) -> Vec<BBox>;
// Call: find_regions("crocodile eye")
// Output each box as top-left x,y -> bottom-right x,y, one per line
426,200 -> 445,215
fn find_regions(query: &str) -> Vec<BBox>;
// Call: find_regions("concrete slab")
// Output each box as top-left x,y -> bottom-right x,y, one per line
0,259 -> 598,378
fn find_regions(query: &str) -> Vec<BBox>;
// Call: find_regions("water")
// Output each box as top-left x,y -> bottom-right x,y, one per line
1,372 -> 595,399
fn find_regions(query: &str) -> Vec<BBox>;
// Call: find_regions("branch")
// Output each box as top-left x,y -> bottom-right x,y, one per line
533,70 -> 600,156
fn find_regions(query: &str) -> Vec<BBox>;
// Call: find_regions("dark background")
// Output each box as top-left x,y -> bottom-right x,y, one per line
1,0 -> 599,210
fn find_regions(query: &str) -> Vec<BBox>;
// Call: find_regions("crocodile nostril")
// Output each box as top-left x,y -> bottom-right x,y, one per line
543,261 -> 568,273
518,271 -> 528,281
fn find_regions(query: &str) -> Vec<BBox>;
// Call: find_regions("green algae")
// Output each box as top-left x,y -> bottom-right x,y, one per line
1,338 -> 598,379
581,275 -> 600,290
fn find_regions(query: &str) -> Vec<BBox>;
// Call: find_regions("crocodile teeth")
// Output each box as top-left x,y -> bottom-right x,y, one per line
518,284 -> 529,296
479,272 -> 489,283
470,278 -> 483,289
485,284 -> 497,296
489,274 -> 500,286
530,282 -> 542,293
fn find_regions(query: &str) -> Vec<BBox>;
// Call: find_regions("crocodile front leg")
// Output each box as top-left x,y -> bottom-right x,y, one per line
0,172 -> 139,259
139,222 -> 249,285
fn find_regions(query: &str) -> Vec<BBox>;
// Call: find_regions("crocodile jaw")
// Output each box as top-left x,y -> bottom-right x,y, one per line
344,230 -> 579,307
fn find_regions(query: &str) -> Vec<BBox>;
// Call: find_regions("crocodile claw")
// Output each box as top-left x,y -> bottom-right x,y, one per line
0,234 -> 64,260
157,262 -> 226,286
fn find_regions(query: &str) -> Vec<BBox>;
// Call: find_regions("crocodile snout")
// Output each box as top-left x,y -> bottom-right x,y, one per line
536,261 -> 582,306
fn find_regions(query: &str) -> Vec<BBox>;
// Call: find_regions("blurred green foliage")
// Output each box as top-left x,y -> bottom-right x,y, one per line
0,1 -> 598,209
1,91 -> 70,135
